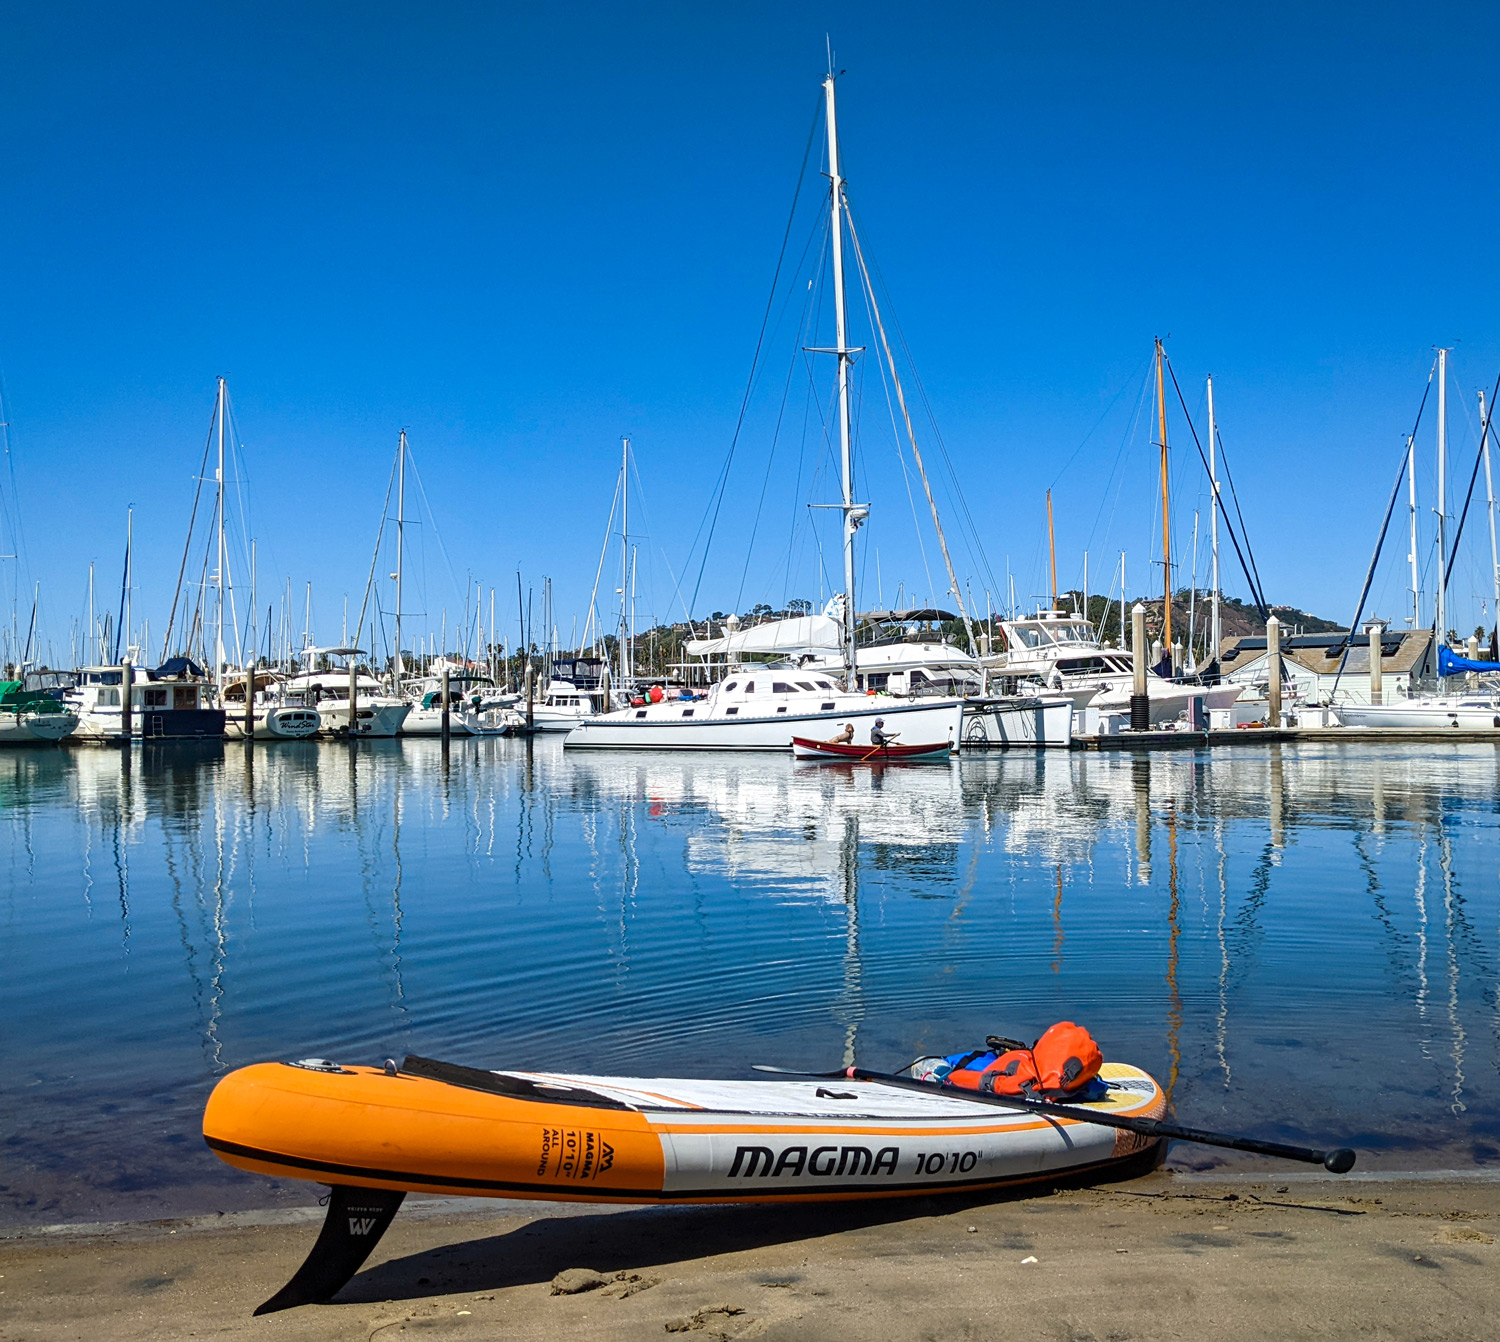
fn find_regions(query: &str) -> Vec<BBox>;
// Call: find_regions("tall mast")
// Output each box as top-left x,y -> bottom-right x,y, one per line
1408,430 -> 1420,628
215,376 -> 226,697
618,436 -> 631,689
1046,490 -> 1057,608
88,562 -> 96,664
825,70 -> 861,690
1207,375 -> 1221,665
1434,347 -> 1449,657
395,429 -> 406,679
1483,390 -> 1500,652
1154,340 -> 1172,651
124,505 -> 133,657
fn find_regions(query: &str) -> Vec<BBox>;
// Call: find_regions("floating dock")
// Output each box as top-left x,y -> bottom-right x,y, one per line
1073,726 -> 1500,750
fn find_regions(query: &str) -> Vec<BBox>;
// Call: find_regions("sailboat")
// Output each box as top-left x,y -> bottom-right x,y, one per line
1334,349 -> 1500,729
564,72 -> 961,752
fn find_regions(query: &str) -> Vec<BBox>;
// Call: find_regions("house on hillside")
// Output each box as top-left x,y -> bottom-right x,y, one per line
1217,627 -> 1432,705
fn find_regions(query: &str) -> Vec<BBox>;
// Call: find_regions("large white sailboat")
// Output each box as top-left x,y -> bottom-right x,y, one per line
683,603 -> 1070,746
567,70 -> 973,753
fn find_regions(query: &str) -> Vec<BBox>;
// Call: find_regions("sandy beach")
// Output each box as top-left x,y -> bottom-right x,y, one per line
4,1167 -> 1497,1340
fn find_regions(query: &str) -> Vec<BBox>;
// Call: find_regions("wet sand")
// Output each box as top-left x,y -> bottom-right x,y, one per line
3,1169 -> 1497,1340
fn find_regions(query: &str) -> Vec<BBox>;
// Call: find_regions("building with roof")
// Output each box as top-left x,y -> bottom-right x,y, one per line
1215,627 -> 1432,705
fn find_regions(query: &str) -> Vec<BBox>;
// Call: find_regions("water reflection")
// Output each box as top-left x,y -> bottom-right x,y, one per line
3,739 -> 1500,1224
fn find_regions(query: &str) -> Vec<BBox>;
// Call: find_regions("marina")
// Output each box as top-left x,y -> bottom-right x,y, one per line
6,8 -> 1500,1336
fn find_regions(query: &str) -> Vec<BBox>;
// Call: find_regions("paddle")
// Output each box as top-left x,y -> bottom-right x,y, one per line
753,1064 -> 1356,1174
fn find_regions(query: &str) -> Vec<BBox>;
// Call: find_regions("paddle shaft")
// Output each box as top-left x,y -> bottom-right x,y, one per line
838,1067 -> 1356,1173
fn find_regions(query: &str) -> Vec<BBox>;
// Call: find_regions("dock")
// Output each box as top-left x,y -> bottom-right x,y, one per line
1073,726 -> 1500,749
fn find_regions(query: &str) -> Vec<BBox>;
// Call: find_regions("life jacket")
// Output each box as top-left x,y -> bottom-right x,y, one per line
931,1022 -> 1103,1099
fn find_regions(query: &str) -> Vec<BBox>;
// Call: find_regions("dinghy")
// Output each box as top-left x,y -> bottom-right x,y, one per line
792,735 -> 951,761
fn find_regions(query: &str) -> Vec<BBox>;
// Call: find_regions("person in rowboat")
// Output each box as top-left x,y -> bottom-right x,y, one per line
826,723 -> 855,746
869,718 -> 899,748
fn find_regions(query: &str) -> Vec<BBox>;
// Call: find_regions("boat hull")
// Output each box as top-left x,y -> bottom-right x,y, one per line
71,707 -> 227,741
792,736 -> 950,761
225,707 -> 322,740
0,708 -> 79,743
312,702 -> 411,738
1333,699 -> 1500,729
564,698 -> 963,752
205,1059 -> 1165,1205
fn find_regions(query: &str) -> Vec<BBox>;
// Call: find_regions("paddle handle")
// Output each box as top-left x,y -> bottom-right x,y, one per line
844,1068 -> 1355,1173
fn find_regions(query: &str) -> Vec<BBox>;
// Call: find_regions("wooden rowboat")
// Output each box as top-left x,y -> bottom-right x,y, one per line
792,735 -> 951,761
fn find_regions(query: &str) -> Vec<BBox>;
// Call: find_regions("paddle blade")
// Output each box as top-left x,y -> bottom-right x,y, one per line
1322,1148 -> 1357,1174
253,1185 -> 405,1315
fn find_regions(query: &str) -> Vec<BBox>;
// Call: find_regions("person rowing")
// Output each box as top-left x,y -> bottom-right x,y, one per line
869,718 -> 899,749
826,723 -> 855,746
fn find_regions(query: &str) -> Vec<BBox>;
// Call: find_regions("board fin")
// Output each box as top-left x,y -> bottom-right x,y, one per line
253,1185 -> 406,1315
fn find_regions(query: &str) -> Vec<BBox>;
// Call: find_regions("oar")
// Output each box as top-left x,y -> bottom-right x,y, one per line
753,1064 -> 1356,1173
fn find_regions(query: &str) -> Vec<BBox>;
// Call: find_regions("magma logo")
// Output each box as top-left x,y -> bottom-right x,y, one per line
727,1144 -> 899,1178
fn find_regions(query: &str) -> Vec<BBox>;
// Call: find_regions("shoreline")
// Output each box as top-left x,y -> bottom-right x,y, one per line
4,1169 -> 1497,1339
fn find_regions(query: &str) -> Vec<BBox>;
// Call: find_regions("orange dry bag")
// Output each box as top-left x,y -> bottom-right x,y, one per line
1030,1021 -> 1102,1096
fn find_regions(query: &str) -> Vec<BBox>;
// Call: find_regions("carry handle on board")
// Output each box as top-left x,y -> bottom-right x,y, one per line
752,1064 -> 1357,1174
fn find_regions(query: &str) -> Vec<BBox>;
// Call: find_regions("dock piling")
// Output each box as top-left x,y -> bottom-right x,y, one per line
1267,616 -> 1282,726
1130,603 -> 1150,730
121,658 -> 133,741
1366,620 -> 1384,705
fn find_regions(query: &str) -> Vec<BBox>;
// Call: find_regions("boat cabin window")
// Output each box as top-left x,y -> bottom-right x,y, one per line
87,671 -> 124,686
101,688 -> 120,706
723,681 -> 738,693
796,681 -> 816,691
142,689 -> 168,708
1057,657 -> 1110,675
772,681 -> 794,694
1008,627 -> 1044,649
742,680 -> 755,693
816,680 -> 834,690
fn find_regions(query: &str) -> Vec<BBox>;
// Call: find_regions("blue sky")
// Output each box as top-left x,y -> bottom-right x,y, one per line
4,2 -> 1500,664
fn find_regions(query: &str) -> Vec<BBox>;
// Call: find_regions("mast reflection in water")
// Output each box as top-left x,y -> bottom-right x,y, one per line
3,739 -> 1500,1225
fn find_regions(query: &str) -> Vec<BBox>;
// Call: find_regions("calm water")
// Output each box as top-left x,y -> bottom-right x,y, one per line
3,738 -> 1499,1225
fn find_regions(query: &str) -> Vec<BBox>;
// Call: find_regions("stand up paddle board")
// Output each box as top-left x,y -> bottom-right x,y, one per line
205,1053 -> 1166,1313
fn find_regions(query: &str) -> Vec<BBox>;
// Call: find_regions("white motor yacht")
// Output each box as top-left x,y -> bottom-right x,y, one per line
564,672 -> 962,751
275,648 -> 410,738
526,679 -> 605,733
687,605 -> 1072,747
989,610 -> 1241,727
64,658 -> 226,742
